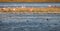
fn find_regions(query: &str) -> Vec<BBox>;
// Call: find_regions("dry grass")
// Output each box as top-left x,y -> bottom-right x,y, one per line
0,0 -> 60,2
0,7 -> 60,13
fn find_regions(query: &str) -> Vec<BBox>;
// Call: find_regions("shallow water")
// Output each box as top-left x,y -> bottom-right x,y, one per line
0,13 -> 60,31
0,2 -> 60,8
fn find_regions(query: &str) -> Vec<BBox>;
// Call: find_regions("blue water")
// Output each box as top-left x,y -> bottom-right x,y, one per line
0,2 -> 60,8
0,13 -> 60,31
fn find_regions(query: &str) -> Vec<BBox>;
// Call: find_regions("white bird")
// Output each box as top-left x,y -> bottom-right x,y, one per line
48,5 -> 52,7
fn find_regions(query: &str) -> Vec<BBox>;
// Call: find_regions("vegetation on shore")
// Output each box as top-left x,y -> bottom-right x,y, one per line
0,0 -> 60,2
0,7 -> 60,13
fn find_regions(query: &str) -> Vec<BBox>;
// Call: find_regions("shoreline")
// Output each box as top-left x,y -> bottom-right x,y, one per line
0,7 -> 60,14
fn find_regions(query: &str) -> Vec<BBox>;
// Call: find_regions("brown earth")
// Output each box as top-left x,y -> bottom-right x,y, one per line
0,7 -> 60,13
0,0 -> 60,2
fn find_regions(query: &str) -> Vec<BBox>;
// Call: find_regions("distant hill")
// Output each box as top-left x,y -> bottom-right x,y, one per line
0,0 -> 60,2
